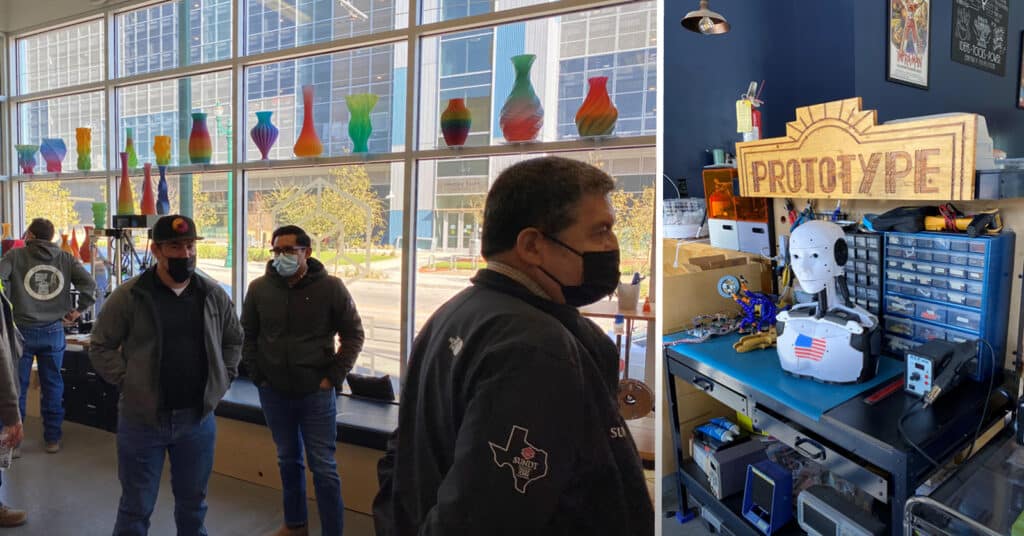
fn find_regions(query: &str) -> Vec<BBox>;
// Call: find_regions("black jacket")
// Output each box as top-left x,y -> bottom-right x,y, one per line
374,269 -> 653,536
241,257 -> 364,395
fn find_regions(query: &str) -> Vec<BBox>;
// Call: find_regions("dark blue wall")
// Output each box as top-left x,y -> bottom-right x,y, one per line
663,1 -> 771,198
854,0 -> 1024,157
666,0 -> 1024,198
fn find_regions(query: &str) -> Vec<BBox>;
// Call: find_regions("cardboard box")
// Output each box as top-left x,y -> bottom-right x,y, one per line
662,240 -> 771,334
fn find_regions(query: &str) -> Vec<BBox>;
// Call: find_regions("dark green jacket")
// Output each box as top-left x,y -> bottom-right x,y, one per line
241,257 -> 364,396
89,269 -> 242,426
0,294 -> 22,425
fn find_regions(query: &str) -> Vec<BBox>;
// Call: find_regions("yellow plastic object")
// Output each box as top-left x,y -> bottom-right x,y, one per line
736,411 -> 768,436
923,209 -> 1002,235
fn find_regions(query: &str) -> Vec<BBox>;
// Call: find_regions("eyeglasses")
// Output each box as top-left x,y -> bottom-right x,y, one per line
270,246 -> 306,256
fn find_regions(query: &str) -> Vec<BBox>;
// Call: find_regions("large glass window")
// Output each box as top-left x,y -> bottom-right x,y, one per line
16,19 -> 104,94
418,2 -> 656,149
117,0 -> 233,77
244,44 -> 406,159
421,0 -> 555,24
246,163 -> 404,378
245,0 -> 405,55
118,71 -> 233,166
18,92 -> 107,171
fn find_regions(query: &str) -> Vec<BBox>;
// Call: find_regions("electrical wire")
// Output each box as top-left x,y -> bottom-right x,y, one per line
898,403 -> 942,470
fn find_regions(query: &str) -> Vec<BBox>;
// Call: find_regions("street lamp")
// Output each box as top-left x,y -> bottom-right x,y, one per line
213,102 -> 233,268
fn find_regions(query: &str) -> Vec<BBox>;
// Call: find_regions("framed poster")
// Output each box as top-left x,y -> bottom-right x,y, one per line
1018,31 -> 1024,109
952,0 -> 1010,76
888,0 -> 931,89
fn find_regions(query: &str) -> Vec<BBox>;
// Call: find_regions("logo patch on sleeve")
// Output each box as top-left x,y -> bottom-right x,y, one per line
489,426 -> 549,494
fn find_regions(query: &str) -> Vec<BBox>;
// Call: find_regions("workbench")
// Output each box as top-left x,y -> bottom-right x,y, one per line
666,332 -> 1012,535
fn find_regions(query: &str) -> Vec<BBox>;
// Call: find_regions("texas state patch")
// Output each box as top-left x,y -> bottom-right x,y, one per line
489,425 -> 549,494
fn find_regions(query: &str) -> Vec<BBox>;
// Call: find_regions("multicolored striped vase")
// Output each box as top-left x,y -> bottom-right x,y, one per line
440,98 -> 472,147
250,111 -> 279,160
575,76 -> 618,137
499,54 -> 543,142
157,166 -> 170,215
188,113 -> 213,164
40,138 -> 67,173
15,145 -> 38,175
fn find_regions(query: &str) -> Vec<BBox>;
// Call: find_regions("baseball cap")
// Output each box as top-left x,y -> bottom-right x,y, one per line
151,215 -> 204,243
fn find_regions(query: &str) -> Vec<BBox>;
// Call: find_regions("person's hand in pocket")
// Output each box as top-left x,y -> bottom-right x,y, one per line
320,377 -> 333,391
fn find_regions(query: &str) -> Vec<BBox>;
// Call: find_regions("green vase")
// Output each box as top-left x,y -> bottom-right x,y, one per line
346,93 -> 379,153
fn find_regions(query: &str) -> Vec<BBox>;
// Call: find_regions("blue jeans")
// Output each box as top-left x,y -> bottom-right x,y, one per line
18,320 -> 65,443
258,385 -> 343,536
114,410 -> 216,536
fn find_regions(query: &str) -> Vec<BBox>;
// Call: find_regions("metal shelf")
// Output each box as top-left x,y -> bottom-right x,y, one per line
975,170 -> 1024,200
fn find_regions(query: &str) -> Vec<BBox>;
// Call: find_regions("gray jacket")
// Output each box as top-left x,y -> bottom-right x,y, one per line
0,239 -> 96,326
0,295 -> 22,425
89,268 -> 242,426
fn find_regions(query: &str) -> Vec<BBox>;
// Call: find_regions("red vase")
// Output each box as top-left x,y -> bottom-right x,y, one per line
117,152 -> 134,215
575,76 -> 618,137
293,85 -> 323,157
80,226 -> 93,263
140,163 -> 156,215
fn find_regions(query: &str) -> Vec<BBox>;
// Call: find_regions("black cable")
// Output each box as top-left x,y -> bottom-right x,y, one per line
898,403 -> 942,470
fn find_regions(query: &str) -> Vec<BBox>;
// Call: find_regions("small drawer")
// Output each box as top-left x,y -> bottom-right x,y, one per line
916,251 -> 933,262
887,235 -> 900,246
916,274 -> 934,287
845,236 -> 855,247
900,273 -> 916,284
885,317 -> 914,337
930,237 -> 952,250
917,303 -> 946,323
886,283 -> 905,295
969,241 -> 987,254
912,286 -> 933,299
949,254 -> 969,266
854,261 -> 867,273
948,309 -> 981,332
867,299 -> 879,312
853,248 -> 866,260
750,408 -> 889,502
950,240 -> 969,252
948,267 -> 967,279
856,298 -> 867,308
967,256 -> 985,268
679,362 -> 749,415
916,323 -> 945,342
864,288 -> 880,301
967,270 -> 984,281
887,245 -> 914,259
932,252 -> 951,264
945,328 -> 973,344
867,263 -> 879,276
931,265 -> 948,277
887,259 -> 899,269
965,282 -> 983,294
856,274 -> 868,286
886,269 -> 900,282
886,296 -> 916,316
865,275 -> 876,287
855,236 -> 867,248
947,279 -> 967,292
965,295 -> 982,308
915,237 -> 934,249
944,291 -> 967,306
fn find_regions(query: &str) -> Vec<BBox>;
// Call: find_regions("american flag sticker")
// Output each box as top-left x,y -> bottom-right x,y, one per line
794,334 -> 827,361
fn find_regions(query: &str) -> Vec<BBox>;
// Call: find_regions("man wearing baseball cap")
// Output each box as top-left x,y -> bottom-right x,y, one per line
90,214 -> 242,535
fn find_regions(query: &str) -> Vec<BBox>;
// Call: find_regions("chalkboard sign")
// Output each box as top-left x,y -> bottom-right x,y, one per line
951,0 -> 1010,75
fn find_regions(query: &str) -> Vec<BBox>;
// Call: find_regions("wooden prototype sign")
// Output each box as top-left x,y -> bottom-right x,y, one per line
736,98 -> 978,200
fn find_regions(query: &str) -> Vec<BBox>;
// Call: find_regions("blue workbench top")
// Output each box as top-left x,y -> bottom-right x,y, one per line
665,331 -> 902,421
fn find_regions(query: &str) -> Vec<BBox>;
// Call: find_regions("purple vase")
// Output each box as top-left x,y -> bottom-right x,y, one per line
250,111 -> 279,160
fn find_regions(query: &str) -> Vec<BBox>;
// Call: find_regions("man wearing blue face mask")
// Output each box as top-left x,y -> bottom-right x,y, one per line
90,214 -> 242,535
374,157 -> 653,535
241,225 -> 364,536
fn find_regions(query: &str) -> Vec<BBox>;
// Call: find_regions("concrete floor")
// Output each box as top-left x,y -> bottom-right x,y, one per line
662,475 -> 712,536
0,417 -> 374,535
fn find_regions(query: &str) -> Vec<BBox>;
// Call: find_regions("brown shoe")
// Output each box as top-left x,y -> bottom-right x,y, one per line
44,442 -> 60,454
265,524 -> 308,536
0,504 -> 27,527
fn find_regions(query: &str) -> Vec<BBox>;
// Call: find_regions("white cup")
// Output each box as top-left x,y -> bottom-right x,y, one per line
617,283 -> 640,312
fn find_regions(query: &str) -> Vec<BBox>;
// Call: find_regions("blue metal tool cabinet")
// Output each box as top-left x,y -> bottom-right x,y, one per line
881,231 -> 1015,381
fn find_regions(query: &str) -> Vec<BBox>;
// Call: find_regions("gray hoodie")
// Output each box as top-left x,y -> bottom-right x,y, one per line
0,240 -> 97,327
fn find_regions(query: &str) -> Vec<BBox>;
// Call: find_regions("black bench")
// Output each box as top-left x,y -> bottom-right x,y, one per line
215,378 -> 398,451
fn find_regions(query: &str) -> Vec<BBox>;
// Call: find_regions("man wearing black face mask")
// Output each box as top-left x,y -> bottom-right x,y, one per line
90,214 -> 243,535
374,157 -> 653,535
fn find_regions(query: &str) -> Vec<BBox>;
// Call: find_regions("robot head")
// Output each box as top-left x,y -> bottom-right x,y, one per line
789,220 -> 848,294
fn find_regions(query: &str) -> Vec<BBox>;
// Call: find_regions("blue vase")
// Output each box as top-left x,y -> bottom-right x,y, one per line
40,138 -> 67,173
156,166 -> 171,215
250,111 -> 279,160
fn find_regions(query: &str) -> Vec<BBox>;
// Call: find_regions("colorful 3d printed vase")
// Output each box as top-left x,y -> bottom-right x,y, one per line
125,128 -> 139,169
153,135 -> 172,166
157,166 -> 170,215
92,202 -> 107,230
70,228 -> 81,260
141,163 -> 156,215
15,145 -> 38,175
575,76 -> 618,137
251,111 -> 279,160
1,224 -> 9,240
346,93 -> 378,154
440,98 -> 472,147
80,226 -> 93,263
499,54 -> 543,142
60,233 -> 75,256
76,128 -> 92,171
117,152 -> 134,215
189,113 -> 213,164
294,86 -> 323,157
40,138 -> 67,173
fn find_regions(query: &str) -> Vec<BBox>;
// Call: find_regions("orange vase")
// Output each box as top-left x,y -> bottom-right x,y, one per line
80,226 -> 93,263
60,234 -> 75,256
575,76 -> 618,137
140,163 -> 156,215
70,229 -> 81,260
117,152 -> 134,215
293,85 -> 323,157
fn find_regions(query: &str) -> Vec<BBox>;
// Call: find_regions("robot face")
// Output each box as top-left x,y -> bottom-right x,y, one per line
789,220 -> 847,294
